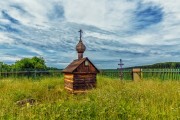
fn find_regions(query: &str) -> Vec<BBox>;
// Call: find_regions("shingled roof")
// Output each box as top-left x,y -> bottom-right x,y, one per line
62,57 -> 99,73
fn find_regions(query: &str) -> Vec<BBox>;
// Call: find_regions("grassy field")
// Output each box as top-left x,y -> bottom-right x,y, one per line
0,76 -> 179,120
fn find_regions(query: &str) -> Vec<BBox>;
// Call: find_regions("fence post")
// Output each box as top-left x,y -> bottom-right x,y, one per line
132,68 -> 142,81
34,70 -> 37,79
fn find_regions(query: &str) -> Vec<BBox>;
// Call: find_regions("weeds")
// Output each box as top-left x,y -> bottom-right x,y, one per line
0,76 -> 179,119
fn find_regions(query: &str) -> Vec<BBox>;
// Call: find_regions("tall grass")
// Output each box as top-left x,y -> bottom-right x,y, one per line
0,76 -> 179,119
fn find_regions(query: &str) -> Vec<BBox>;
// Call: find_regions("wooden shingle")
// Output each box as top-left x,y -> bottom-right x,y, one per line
62,57 -> 99,73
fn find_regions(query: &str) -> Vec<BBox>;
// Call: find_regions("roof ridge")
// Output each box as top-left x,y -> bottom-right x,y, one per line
62,57 -> 88,73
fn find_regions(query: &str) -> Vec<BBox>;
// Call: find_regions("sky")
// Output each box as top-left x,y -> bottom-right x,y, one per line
0,0 -> 180,69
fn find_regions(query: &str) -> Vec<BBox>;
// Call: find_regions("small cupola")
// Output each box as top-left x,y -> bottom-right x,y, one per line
76,29 -> 86,59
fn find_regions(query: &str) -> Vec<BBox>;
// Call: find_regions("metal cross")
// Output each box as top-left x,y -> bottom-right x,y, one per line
79,29 -> 83,40
118,59 -> 124,80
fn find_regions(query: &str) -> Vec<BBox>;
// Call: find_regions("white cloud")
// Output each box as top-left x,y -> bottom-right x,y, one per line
85,31 -> 120,41
0,0 -> 63,28
0,0 -> 180,68
63,0 -> 136,30
0,33 -> 14,44
141,0 -> 180,39
1,56 -> 21,62
0,18 -> 11,24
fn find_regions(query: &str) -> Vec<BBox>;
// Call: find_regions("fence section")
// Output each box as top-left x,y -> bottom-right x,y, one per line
142,69 -> 180,80
0,69 -> 179,80
99,69 -> 132,80
99,69 -> 180,81
0,70 -> 63,79
0,69 -> 133,80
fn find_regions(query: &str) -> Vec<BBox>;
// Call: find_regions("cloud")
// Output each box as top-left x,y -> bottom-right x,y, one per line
47,4 -> 64,20
0,0 -> 180,68
0,33 -> 14,44
1,10 -> 20,24
63,0 -> 137,30
134,2 -> 164,30
0,0 -> 64,28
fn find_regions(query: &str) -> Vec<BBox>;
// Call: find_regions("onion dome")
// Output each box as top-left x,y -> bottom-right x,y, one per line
76,40 -> 86,53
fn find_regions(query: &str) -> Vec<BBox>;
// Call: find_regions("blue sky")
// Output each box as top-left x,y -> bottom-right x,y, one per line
0,0 -> 180,69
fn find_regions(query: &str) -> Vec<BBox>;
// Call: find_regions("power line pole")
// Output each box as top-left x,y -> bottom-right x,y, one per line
118,59 -> 124,80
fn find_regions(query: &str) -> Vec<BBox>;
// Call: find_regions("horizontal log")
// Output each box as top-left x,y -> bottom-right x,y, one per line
73,83 -> 96,86
64,86 -> 73,91
74,75 -> 96,78
74,72 -> 97,74
65,87 -> 87,94
74,80 -> 96,84
73,83 -> 96,88
65,79 -> 96,84
65,85 -> 73,89
65,80 -> 96,86
79,81 -> 96,84
78,75 -> 95,77
75,78 -> 96,80
64,79 -> 74,83
74,78 -> 96,81
64,81 -> 73,85
74,79 -> 96,82
64,74 -> 74,79
64,82 -> 73,88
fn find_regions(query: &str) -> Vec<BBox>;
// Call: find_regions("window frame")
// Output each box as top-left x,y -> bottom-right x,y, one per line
85,60 -> 89,66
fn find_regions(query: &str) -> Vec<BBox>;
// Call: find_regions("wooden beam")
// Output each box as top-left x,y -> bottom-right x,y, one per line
64,79 -> 74,83
64,74 -> 74,79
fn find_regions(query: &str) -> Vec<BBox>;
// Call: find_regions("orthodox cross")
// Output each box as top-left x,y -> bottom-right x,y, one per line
118,59 -> 124,80
79,29 -> 83,40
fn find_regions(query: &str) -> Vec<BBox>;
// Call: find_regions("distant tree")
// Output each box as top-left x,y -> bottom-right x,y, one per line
47,67 -> 60,70
32,56 -> 46,69
0,62 -> 11,71
128,62 -> 180,69
0,62 -> 4,72
14,57 -> 47,70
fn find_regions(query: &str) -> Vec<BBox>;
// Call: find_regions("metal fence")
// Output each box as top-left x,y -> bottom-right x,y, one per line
0,69 -> 132,80
142,69 -> 180,80
99,69 -> 180,80
99,69 -> 132,80
0,70 -> 63,79
0,69 -> 179,80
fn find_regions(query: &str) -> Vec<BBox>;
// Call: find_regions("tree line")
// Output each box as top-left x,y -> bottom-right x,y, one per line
0,56 -> 59,72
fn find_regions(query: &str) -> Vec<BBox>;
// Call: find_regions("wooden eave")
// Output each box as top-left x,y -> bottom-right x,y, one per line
62,57 -> 99,73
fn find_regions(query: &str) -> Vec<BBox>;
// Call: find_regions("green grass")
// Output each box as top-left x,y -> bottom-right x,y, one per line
0,76 -> 179,120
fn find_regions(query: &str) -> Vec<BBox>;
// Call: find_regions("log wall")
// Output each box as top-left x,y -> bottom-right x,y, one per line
64,73 -> 97,93
64,74 -> 74,91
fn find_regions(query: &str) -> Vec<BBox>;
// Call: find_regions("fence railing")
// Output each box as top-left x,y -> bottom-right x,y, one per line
99,69 -> 132,80
142,69 -> 180,80
100,69 -> 180,80
0,69 -> 133,80
0,69 -> 179,80
0,70 -> 63,79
